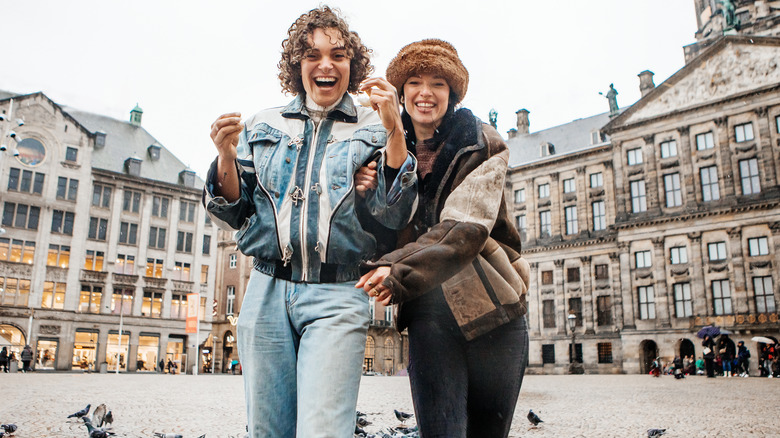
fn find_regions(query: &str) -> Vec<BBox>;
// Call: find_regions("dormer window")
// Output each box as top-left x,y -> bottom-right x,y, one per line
148,144 -> 161,161
125,156 -> 142,177
179,169 -> 196,188
540,142 -> 555,157
95,131 -> 107,149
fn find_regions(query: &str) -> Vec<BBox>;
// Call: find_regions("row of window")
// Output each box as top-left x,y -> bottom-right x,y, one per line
542,296 -> 612,329
541,342 -> 613,364
515,199 -> 608,238
632,236 -> 769,269
513,172 -> 605,204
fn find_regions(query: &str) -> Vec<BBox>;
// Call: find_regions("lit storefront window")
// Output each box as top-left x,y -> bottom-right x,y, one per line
106,332 -> 129,372
137,335 -> 160,372
36,339 -> 58,370
166,338 -> 184,374
72,330 -> 98,371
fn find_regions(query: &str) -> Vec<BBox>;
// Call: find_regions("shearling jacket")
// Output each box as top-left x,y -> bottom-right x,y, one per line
364,108 -> 529,341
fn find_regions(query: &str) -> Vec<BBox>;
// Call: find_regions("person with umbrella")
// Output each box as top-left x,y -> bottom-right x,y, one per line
702,334 -> 717,378
736,341 -> 750,377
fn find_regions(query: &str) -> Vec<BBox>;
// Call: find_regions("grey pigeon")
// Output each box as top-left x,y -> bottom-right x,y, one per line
527,409 -> 543,426
82,417 -> 115,438
394,409 -> 413,424
92,404 -> 107,427
0,424 -> 16,434
356,416 -> 371,427
153,434 -> 183,438
355,424 -> 366,436
68,404 -> 91,419
103,411 -> 113,427
647,429 -> 666,437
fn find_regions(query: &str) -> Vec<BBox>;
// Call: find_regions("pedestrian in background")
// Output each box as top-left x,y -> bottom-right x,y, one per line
736,341 -> 750,377
0,347 -> 8,373
21,345 -> 33,372
718,334 -> 735,377
703,335 -> 716,378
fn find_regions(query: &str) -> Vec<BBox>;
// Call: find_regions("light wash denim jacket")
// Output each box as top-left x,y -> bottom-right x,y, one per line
203,94 -> 418,283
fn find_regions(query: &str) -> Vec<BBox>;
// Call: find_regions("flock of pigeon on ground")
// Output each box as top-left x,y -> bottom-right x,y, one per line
0,403 -> 665,437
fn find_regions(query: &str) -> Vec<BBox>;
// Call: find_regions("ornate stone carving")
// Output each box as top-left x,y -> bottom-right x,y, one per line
754,106 -> 769,117
727,227 -> 742,238
677,126 -> 690,136
39,325 -> 61,335
660,160 -> 680,169
643,134 -> 655,144
580,256 -> 592,264
554,260 -> 564,268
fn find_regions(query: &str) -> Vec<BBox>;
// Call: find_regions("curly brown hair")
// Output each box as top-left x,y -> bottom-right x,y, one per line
278,5 -> 374,96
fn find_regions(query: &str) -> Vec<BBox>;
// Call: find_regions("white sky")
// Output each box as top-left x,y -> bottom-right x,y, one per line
1,0 -> 697,178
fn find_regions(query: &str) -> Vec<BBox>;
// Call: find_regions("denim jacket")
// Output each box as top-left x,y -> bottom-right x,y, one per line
203,94 -> 418,283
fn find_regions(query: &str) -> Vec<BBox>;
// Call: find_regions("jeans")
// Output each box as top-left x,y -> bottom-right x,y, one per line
237,270 -> 369,438
404,288 -> 529,438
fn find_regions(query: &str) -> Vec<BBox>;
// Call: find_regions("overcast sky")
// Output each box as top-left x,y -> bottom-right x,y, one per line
1,1 -> 697,178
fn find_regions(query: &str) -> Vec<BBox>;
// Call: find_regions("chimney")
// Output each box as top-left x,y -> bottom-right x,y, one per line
638,71 -> 655,97
507,128 -> 517,139
516,109 -> 530,135
130,104 -> 143,126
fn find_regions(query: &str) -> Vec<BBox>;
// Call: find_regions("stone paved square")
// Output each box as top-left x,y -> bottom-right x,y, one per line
0,373 -> 777,437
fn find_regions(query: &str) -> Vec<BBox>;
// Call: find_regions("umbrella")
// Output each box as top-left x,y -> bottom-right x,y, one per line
696,325 -> 721,339
751,336 -> 775,344
719,328 -> 733,335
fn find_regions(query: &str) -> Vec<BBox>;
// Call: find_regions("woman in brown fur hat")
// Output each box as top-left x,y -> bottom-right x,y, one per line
357,39 -> 530,437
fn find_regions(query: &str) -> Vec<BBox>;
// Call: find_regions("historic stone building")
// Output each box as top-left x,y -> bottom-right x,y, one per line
507,0 -> 780,374
0,91 -> 218,373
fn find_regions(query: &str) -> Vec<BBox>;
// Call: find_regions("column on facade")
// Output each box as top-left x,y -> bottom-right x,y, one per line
576,166 -> 589,232
643,134 -> 662,215
772,224 -> 780,312
617,242 -> 636,328
688,232 -> 709,317
611,142 -> 629,221
651,237 -> 671,327
728,226 -> 749,315
608,252 -> 624,328
549,172 -> 560,237
714,116 -> 737,197
528,262 -> 541,336
581,256 -> 595,333
555,259 -> 567,335
676,126 -> 698,209
754,106 -> 778,188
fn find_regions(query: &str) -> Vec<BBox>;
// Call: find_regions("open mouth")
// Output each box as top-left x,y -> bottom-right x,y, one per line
314,77 -> 338,88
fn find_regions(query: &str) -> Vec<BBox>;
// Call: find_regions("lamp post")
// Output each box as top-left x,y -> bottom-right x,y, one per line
567,311 -> 583,374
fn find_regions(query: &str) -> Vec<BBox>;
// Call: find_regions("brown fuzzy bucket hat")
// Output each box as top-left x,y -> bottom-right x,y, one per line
386,39 -> 469,104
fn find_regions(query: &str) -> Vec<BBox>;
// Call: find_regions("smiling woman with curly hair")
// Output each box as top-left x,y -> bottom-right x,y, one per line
278,5 -> 373,96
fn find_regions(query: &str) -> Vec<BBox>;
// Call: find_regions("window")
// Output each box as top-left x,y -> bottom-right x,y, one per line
111,288 -> 134,315
700,166 -> 720,202
670,246 -> 688,264
179,200 -> 197,222
597,296 -> 611,326
65,146 -> 78,162
0,277 -> 30,306
542,300 -> 556,328
563,178 -> 576,193
200,265 -> 209,284
753,276 -> 776,313
541,270 -> 553,285
569,298 -> 582,327
660,140 -> 677,158
229,253 -> 237,269
630,180 -> 647,213
638,286 -> 656,319
142,291 -> 163,318
2,203 -> 40,230
515,215 -> 527,240
88,217 -> 108,241
696,132 -> 714,150
0,238 -> 35,264
708,242 -> 727,262
176,231 -> 193,253
122,190 -> 142,213
513,188 -> 525,203
712,279 -> 733,315
78,285 -> 102,314
119,222 -> 139,245
538,183 -> 550,199
47,244 -> 70,268
202,235 -> 211,255
226,286 -> 236,316
56,177 -> 79,201
152,196 -> 170,218
635,250 -> 652,268
148,226 -> 167,249
569,343 -> 583,364
564,206 -> 578,235
591,130 -> 602,145
590,172 -> 603,188
41,281 -> 65,309
627,148 -> 643,165
567,267 -> 580,283
594,264 -> 609,280
776,115 -> 780,133
539,210 -> 551,237
174,262 -> 191,281
115,254 -> 135,275
92,184 -> 113,208
748,237 -> 769,256
145,258 -> 164,278
592,201 -> 606,231
664,173 -> 682,207
542,345 -> 556,364
7,168 -> 44,194
597,343 -> 613,364
674,283 -> 693,317
51,210 -> 75,235
734,122 -> 754,142
739,158 -> 761,195
171,294 -> 187,319
84,250 -> 104,271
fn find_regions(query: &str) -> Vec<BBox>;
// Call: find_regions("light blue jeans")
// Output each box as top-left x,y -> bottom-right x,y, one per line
237,270 -> 369,437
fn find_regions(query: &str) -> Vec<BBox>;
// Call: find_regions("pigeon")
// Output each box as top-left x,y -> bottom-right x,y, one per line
355,424 -> 367,436
153,433 -> 183,438
92,404 -> 107,427
0,425 -> 16,434
82,417 -> 115,438
68,404 -> 91,419
394,409 -> 413,424
647,428 -> 666,437
395,425 -> 418,434
103,411 -> 114,427
527,409 -> 543,426
356,416 -> 371,427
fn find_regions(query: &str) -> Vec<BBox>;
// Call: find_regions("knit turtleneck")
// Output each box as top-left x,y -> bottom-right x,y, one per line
305,95 -> 339,124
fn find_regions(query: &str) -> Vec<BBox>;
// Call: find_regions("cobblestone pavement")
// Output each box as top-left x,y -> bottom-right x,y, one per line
0,372 -> 777,437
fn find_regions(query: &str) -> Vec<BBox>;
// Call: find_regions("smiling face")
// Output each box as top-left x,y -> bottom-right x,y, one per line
402,73 -> 451,137
300,27 -> 351,107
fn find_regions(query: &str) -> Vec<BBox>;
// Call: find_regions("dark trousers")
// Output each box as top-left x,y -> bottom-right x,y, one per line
704,357 -> 715,377
403,288 -> 529,438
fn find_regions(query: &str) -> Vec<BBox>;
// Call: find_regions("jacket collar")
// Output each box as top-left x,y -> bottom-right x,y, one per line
281,93 -> 358,123
423,108 -> 481,201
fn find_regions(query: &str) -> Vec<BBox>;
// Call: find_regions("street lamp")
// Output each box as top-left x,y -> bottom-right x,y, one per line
567,311 -> 583,374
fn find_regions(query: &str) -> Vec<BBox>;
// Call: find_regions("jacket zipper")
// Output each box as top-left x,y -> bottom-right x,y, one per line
300,119 -> 322,282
